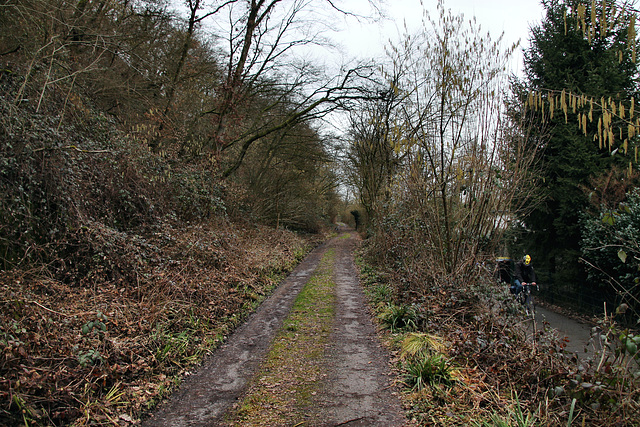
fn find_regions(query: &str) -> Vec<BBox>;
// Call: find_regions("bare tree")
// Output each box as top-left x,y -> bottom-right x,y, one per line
175,0 -> 383,177
360,0 -> 540,291
240,118 -> 338,230
146,0 -> 238,149
344,71 -> 406,229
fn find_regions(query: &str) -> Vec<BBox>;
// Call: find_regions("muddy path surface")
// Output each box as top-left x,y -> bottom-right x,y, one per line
143,230 -> 406,427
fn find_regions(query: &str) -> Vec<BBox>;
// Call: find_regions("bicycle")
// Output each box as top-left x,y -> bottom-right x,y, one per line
515,282 -> 538,317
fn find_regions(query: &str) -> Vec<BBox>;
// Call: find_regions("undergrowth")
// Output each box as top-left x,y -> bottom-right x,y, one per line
0,53 -> 324,426
0,221 -> 317,426
356,253 -> 640,426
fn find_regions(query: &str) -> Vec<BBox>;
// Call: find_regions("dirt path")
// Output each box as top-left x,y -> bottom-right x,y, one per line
309,232 -> 406,426
142,230 -> 405,426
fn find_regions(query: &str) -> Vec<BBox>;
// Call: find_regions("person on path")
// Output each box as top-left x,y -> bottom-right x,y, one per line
512,254 -> 537,296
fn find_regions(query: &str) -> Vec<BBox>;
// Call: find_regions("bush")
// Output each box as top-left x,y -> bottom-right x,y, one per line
377,303 -> 421,332
366,282 -> 393,304
580,188 -> 640,321
404,352 -> 456,391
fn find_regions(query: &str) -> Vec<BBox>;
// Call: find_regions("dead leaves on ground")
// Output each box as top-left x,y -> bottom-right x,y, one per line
0,219 -> 317,426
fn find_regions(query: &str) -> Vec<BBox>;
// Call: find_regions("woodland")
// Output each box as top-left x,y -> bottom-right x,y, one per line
1,0 -> 640,425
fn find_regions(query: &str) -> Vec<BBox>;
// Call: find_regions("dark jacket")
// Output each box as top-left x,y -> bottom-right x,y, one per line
514,261 -> 536,283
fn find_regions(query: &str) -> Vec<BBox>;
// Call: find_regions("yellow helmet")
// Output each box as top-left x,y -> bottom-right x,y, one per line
523,255 -> 531,265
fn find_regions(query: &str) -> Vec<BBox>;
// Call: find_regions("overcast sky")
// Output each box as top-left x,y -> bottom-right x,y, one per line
333,0 -> 546,74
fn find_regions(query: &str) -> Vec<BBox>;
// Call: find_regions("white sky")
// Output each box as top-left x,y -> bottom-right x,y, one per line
333,0 -> 546,75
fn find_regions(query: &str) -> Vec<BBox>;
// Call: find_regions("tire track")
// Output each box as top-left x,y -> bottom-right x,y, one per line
142,242 -> 328,426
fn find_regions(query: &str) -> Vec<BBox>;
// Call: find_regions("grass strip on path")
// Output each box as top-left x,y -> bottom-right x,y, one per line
224,248 -> 337,426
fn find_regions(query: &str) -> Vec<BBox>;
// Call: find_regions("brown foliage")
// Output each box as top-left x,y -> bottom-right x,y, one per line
583,166 -> 640,210
0,16 -> 326,424
361,248 -> 639,426
0,218 -> 316,426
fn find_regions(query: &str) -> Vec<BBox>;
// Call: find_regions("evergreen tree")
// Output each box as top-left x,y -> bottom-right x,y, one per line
516,0 -> 638,308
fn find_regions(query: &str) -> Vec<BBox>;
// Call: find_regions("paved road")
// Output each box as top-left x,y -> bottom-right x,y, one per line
534,306 -> 596,356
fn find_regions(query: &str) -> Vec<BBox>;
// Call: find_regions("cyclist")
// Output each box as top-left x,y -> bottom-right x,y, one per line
512,254 -> 537,297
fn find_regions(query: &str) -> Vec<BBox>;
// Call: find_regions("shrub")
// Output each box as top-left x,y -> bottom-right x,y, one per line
580,188 -> 640,321
377,303 -> 420,332
404,352 -> 456,391
366,282 -> 393,305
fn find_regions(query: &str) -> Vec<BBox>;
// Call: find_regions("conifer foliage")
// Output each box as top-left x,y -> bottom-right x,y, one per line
513,0 -> 639,307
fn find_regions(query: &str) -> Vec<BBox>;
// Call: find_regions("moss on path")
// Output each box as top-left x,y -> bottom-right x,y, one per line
225,249 -> 337,426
